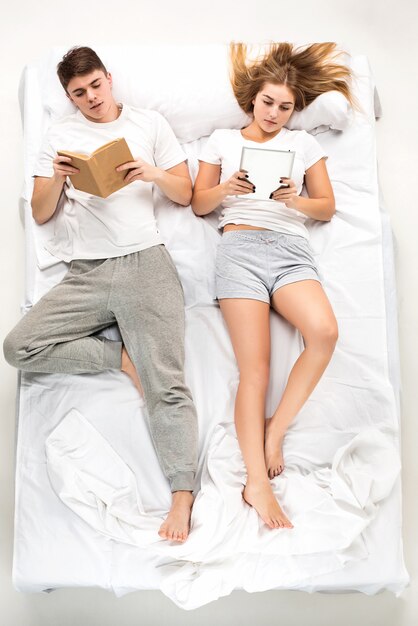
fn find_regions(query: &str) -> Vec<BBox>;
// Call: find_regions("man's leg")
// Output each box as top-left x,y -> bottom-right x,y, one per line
3,259 -> 121,374
110,246 -> 198,542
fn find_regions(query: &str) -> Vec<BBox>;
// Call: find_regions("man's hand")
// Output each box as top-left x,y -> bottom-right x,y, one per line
116,157 -> 162,184
53,155 -> 79,181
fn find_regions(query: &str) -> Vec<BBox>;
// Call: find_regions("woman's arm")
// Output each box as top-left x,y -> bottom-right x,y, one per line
272,158 -> 335,222
191,162 -> 254,216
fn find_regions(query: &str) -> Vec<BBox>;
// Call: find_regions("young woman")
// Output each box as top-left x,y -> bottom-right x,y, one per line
191,42 -> 354,530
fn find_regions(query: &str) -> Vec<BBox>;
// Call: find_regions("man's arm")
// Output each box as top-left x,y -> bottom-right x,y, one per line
153,162 -> 192,206
31,155 -> 79,225
117,159 -> 192,206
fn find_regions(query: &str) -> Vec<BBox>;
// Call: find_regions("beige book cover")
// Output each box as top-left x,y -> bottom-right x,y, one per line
58,138 -> 134,198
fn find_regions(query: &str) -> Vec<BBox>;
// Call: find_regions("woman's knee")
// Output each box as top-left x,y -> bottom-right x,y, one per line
238,362 -> 270,391
305,318 -> 339,353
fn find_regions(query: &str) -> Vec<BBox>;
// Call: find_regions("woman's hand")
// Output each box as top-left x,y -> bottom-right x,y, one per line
116,157 -> 162,184
52,155 -> 79,181
270,177 -> 298,208
222,170 -> 255,197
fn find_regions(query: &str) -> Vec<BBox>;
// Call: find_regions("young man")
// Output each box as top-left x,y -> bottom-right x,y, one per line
3,46 -> 198,543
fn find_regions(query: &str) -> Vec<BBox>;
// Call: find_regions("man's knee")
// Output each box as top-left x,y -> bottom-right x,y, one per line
3,327 -> 27,369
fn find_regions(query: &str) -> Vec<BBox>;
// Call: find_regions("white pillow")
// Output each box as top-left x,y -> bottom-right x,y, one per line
41,45 -> 250,144
286,90 -> 352,134
40,45 -> 352,142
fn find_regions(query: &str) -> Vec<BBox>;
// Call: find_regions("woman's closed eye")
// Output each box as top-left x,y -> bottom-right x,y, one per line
263,101 -> 290,111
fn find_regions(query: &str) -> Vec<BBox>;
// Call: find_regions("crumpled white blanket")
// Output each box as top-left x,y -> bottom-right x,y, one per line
45,408 -> 400,609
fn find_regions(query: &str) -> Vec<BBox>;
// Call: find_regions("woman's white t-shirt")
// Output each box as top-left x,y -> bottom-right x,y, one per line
198,127 -> 327,239
34,105 -> 187,262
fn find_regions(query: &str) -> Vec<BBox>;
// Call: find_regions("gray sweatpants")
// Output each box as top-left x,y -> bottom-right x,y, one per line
3,244 -> 198,492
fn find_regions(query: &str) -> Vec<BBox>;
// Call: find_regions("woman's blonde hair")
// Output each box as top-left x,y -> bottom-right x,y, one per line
230,42 -> 355,114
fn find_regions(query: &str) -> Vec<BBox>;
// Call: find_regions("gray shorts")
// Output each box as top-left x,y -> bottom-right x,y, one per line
215,230 -> 321,303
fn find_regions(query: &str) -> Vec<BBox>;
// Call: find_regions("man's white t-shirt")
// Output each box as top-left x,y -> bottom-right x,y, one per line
34,105 -> 187,262
199,128 -> 327,239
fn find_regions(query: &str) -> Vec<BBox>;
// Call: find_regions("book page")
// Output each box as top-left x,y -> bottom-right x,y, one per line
92,140 -> 121,156
237,147 -> 295,201
57,150 -> 90,161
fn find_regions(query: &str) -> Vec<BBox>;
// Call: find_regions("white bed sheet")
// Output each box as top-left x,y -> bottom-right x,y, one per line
12,46 -> 409,609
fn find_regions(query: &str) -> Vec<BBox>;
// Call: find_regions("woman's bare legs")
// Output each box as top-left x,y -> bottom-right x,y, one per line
219,298 -> 292,529
265,280 -> 338,478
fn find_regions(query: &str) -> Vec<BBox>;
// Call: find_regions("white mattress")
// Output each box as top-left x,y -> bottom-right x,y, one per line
12,45 -> 409,610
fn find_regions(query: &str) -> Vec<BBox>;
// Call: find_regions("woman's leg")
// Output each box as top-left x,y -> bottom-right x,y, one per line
219,297 -> 292,529
266,279 -> 338,478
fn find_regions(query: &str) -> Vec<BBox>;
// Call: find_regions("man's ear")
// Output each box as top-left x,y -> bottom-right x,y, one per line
107,72 -> 113,88
65,91 -> 78,109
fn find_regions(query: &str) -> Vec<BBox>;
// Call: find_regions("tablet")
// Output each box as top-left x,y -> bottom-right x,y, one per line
237,146 -> 295,201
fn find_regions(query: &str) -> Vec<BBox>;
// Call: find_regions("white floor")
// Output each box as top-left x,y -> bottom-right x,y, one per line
0,1 -> 417,624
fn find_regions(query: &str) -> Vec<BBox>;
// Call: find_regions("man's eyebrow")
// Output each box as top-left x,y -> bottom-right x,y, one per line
70,78 -> 101,94
262,94 -> 294,104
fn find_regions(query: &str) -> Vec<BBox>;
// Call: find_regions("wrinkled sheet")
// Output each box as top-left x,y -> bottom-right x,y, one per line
45,409 -> 400,609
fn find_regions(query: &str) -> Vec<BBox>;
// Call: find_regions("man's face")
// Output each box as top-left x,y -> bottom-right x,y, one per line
66,70 -> 117,122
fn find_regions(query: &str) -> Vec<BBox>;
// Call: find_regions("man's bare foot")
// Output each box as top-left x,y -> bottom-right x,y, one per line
264,417 -> 285,479
121,346 -> 143,396
243,479 -> 293,529
158,491 -> 194,543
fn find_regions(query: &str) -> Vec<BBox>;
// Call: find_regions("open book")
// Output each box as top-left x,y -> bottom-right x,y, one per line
237,146 -> 295,201
58,138 -> 134,198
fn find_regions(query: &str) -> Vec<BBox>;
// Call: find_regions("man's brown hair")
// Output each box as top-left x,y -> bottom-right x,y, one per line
57,46 -> 108,91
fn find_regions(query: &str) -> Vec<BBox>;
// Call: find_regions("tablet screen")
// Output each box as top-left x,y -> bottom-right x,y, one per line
237,147 -> 295,201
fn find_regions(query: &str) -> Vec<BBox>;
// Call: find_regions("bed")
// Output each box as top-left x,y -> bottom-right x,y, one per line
12,44 -> 409,610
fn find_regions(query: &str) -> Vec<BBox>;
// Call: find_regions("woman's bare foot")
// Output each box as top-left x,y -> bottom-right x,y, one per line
121,346 -> 143,396
158,491 -> 194,543
264,417 -> 285,479
243,479 -> 293,529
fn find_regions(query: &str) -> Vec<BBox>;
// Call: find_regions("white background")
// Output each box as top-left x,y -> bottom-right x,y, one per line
0,0 -> 416,624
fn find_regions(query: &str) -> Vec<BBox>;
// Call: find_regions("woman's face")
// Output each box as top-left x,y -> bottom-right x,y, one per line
252,82 -> 295,134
